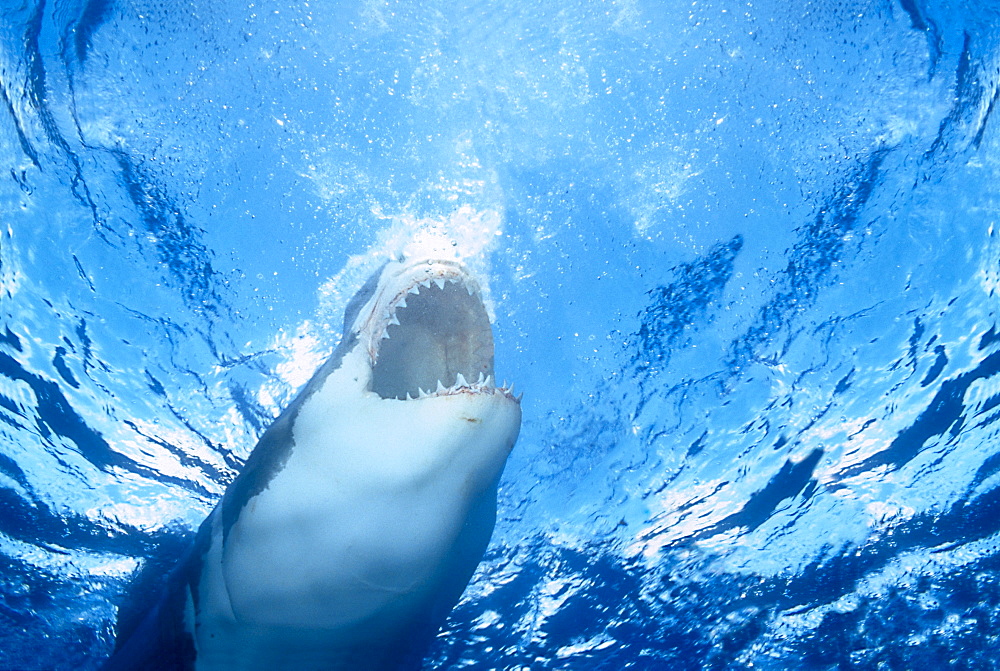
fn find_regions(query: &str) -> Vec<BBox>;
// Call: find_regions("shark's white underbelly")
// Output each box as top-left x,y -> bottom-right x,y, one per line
191,378 -> 520,670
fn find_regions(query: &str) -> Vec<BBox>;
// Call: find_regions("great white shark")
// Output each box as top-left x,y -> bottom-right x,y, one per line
104,256 -> 522,670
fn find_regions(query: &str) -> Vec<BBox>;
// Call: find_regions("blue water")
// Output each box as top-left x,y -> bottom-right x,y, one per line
2,0 -> 1000,668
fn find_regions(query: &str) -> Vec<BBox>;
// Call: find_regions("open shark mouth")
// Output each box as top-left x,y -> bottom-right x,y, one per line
368,266 -> 512,401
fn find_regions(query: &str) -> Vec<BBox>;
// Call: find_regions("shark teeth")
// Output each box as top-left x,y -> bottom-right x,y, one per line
491,379 -> 521,403
381,272 -> 483,336
398,372 -> 524,402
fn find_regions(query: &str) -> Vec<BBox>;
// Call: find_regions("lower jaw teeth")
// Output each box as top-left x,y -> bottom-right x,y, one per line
405,374 -> 497,400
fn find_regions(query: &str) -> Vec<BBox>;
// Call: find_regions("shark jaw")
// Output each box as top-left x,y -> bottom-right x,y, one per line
354,258 -> 519,402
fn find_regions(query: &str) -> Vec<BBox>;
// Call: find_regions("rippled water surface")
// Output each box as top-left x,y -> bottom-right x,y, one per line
3,1 -> 1000,668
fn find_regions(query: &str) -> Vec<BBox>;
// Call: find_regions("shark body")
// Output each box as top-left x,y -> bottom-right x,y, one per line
104,257 -> 521,670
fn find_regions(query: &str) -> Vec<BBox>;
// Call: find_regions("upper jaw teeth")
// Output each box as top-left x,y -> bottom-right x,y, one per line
378,273 -> 481,341
397,273 -> 478,303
